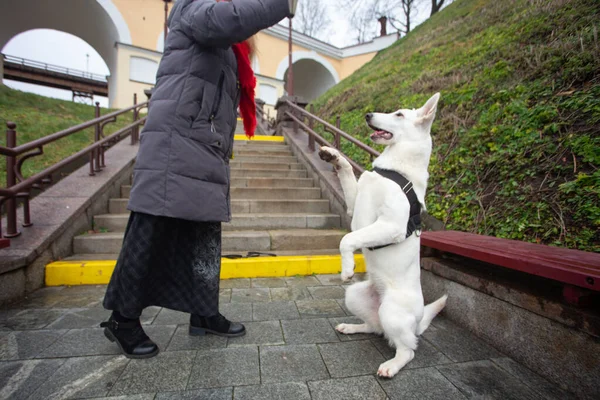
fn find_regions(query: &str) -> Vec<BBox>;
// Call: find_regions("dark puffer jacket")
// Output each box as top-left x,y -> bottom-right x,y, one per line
128,0 -> 289,222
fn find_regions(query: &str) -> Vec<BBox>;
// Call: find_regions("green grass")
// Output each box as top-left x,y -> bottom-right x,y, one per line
0,85 -> 136,183
312,0 -> 600,252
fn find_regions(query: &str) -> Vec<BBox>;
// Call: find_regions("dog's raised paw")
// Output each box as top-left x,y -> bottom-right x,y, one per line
318,147 -> 339,163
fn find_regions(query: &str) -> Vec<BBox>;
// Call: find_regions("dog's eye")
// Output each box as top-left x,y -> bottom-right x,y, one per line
395,112 -> 404,117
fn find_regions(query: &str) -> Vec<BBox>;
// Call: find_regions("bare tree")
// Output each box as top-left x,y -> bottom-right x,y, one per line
430,0 -> 447,16
388,0 -> 418,36
338,0 -> 419,43
294,0 -> 331,40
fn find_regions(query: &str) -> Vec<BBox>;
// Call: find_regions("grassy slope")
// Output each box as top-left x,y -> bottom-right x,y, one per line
312,0 -> 600,252
0,85 -> 135,182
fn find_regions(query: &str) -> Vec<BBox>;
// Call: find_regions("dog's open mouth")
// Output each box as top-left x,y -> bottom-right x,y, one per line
368,124 -> 394,141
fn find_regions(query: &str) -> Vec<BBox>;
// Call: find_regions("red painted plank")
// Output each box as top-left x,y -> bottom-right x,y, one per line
421,231 -> 600,291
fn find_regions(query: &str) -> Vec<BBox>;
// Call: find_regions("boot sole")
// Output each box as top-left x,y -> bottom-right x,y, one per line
188,325 -> 246,337
103,328 -> 160,359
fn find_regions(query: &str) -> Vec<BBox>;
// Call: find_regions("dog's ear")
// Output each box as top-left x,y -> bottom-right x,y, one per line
415,93 -> 441,125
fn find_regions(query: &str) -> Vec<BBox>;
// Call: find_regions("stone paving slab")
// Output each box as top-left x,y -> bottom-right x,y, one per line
308,375 -> 388,400
281,318 -> 339,344
252,301 -> 300,321
0,275 -> 575,399
234,382 -> 310,400
188,347 -> 260,389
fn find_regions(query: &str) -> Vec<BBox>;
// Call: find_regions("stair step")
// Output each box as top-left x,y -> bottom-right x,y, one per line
122,178 -> 316,197
65,248 -> 347,262
234,141 -> 287,147
234,149 -> 293,157
229,161 -> 304,170
94,213 -> 341,232
109,198 -> 330,214
230,177 -> 314,188
232,155 -> 297,163
231,187 -> 321,200
231,168 -> 307,178
73,229 -> 346,254
119,187 -> 321,201
231,199 -> 330,214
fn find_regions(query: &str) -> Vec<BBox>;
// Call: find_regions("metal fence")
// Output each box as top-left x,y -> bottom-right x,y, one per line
283,99 -> 380,174
3,54 -> 108,83
0,95 -> 148,239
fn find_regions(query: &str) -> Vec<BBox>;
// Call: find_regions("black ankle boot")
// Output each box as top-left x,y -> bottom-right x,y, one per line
100,314 -> 159,359
189,313 -> 246,337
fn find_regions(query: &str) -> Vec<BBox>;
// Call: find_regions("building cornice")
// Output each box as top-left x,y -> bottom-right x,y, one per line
263,25 -> 399,59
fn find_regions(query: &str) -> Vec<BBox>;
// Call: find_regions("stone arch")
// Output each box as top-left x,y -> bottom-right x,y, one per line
0,0 -> 132,105
276,52 -> 339,102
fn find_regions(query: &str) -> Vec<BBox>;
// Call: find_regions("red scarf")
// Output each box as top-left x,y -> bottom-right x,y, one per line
232,41 -> 257,138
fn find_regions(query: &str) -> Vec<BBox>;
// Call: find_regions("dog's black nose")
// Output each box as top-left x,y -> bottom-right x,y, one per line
365,113 -> 373,121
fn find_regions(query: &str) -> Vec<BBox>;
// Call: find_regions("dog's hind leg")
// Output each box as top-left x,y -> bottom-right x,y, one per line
336,280 -> 383,335
318,146 -> 358,217
376,295 -> 418,378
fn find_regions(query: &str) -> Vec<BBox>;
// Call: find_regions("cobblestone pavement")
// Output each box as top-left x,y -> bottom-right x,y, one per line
0,274 -> 574,399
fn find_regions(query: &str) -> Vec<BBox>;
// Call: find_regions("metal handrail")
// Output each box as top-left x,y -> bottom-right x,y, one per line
2,54 -> 107,83
283,99 -> 380,174
1,95 -> 148,239
0,102 -> 145,157
256,103 -> 275,131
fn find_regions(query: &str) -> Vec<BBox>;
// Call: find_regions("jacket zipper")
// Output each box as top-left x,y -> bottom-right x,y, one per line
209,71 -> 225,133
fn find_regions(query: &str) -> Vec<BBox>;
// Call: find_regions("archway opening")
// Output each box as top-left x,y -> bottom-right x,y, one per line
2,29 -> 111,107
283,59 -> 337,102
0,0 -> 128,106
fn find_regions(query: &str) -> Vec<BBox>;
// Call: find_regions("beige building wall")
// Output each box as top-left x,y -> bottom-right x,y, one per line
113,0 -> 171,51
341,53 -> 377,80
107,0 -> 392,108
112,44 -> 161,109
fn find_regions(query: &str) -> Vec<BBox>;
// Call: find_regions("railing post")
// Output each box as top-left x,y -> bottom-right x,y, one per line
335,115 -> 341,150
94,102 -> 101,172
132,93 -> 138,145
308,105 -> 315,152
292,100 -> 299,135
4,122 -> 20,238
97,102 -> 106,168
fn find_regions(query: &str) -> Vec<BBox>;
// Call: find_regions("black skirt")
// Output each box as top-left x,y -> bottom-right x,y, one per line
103,211 -> 221,318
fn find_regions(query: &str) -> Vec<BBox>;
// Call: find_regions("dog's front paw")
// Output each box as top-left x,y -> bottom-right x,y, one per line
335,323 -> 356,335
377,360 -> 402,379
341,270 -> 354,282
318,146 -> 340,164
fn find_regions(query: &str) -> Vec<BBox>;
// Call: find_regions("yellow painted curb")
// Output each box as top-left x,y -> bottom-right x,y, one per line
45,254 -> 365,286
234,134 -> 285,142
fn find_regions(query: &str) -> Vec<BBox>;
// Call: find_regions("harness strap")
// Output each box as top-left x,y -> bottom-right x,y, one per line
367,167 -> 422,251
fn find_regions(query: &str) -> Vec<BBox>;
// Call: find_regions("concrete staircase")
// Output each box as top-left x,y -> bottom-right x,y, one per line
69,136 -> 346,260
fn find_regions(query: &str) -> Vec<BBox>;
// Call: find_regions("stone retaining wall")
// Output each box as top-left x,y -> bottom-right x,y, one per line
0,140 -> 138,305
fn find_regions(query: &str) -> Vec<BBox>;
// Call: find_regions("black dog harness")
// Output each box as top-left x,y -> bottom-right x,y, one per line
367,167 -> 422,251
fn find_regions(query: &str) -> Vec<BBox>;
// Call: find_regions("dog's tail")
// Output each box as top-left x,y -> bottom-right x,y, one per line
417,294 -> 448,335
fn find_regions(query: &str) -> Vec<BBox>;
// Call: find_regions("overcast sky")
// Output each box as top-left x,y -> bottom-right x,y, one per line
2,1 -> 434,107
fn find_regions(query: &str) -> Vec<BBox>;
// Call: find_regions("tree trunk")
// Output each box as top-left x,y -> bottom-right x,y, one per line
431,0 -> 445,16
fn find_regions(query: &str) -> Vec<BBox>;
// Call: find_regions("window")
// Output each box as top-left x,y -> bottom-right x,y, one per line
258,84 -> 277,106
129,57 -> 158,84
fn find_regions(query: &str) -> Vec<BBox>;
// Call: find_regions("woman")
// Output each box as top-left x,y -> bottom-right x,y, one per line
101,0 -> 291,359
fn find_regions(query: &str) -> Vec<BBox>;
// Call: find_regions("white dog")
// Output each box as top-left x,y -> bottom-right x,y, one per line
319,93 -> 447,378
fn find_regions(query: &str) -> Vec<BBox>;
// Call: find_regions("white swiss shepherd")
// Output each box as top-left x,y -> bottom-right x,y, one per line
318,93 -> 448,378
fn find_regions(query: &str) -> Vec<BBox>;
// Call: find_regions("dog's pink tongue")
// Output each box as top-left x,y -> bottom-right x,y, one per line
371,130 -> 386,139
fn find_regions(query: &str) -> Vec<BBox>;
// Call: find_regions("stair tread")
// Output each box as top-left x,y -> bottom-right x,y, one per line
76,228 -> 346,239
96,212 -> 340,218
64,249 -> 347,261
111,198 -> 330,202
